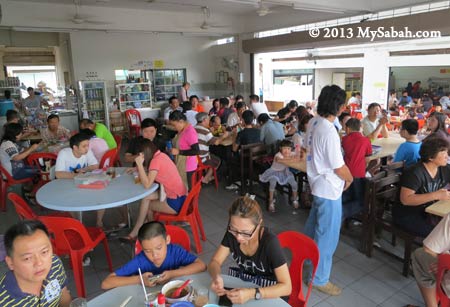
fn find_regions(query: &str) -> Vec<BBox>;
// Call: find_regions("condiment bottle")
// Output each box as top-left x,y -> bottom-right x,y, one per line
157,293 -> 165,307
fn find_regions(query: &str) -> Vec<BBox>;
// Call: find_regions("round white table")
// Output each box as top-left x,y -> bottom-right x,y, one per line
87,272 -> 290,307
36,167 -> 159,212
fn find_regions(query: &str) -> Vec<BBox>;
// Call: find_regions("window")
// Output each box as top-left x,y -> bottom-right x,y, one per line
216,37 -> 235,45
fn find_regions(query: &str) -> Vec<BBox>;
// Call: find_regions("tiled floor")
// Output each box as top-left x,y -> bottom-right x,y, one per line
0,163 -> 426,306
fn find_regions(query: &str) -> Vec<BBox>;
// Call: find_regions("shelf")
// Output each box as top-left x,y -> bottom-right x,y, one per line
120,91 -> 149,94
120,99 -> 150,103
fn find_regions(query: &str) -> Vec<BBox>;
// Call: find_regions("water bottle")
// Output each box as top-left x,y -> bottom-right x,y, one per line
166,140 -> 174,160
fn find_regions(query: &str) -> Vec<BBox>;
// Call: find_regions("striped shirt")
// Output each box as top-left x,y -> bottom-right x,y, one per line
0,255 -> 67,307
195,125 -> 215,160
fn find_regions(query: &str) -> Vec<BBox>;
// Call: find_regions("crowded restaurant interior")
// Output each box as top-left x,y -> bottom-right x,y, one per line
3,0 -> 450,306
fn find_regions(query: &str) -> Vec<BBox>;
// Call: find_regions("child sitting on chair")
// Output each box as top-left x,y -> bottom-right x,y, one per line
259,139 -> 300,213
101,221 -> 206,290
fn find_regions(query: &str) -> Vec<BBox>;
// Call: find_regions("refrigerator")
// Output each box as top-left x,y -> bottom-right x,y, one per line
78,80 -> 110,129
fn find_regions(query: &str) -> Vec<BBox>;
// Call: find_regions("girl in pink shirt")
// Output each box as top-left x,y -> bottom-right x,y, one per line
127,139 -> 187,239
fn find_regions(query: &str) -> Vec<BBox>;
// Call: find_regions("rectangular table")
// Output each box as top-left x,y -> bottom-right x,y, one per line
425,200 -> 450,217
365,133 -> 405,162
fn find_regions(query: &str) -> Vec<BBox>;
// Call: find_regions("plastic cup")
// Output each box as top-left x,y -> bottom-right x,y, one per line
194,287 -> 209,307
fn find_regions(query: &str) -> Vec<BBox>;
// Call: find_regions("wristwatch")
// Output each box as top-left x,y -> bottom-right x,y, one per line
254,288 -> 262,300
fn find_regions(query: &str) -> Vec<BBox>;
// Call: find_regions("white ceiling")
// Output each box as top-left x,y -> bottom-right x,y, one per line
4,0 -> 443,36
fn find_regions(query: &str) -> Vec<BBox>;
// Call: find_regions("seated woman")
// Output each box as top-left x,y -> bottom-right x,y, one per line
0,123 -> 40,180
393,136 -> 450,237
125,139 -> 187,240
208,196 -> 291,304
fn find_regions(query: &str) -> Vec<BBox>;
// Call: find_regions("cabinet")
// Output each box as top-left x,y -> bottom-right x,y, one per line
116,82 -> 152,111
0,87 -> 22,100
152,69 -> 186,102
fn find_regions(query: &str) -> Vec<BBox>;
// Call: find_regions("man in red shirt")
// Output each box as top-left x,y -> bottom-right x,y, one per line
341,118 -> 372,220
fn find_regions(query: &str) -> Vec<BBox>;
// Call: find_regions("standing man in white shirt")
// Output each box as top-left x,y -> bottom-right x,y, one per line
178,82 -> 190,103
55,133 -> 99,179
304,85 -> 353,296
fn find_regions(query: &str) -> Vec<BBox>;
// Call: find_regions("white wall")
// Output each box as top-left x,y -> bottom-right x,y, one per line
70,31 -> 217,100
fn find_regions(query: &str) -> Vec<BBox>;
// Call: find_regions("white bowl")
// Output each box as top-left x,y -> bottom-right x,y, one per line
161,280 -> 193,303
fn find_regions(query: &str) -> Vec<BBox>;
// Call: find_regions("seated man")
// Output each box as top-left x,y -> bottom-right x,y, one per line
55,133 -> 99,179
79,118 -> 117,149
257,113 -> 285,154
101,221 -> 206,290
189,95 -> 205,113
411,213 -> 450,307
275,100 -> 298,124
217,97 -> 234,124
341,118 -> 372,220
1,220 -> 71,306
41,114 -> 71,143
195,112 -> 228,184
250,94 -> 269,118
393,119 -> 421,167
393,136 -> 450,237
361,102 -> 389,140
164,96 -> 182,124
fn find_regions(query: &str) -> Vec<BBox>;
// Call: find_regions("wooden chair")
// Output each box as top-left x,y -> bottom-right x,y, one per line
238,143 -> 269,196
154,180 -> 205,253
125,109 -> 142,139
366,172 -> 422,276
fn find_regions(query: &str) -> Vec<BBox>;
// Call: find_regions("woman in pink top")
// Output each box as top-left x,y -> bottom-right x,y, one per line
127,139 -> 187,239
169,110 -> 200,189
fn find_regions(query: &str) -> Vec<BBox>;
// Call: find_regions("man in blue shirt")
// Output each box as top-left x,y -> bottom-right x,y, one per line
258,113 -> 285,154
101,222 -> 206,289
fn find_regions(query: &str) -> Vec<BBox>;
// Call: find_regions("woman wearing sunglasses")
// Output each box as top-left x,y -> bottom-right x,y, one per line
208,196 -> 291,304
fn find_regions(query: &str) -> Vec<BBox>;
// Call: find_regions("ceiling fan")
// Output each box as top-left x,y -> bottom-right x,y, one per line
200,6 -> 227,30
69,0 -> 110,25
255,1 -> 273,17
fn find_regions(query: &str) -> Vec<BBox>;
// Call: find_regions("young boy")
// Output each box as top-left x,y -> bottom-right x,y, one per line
341,118 -> 372,220
393,119 -> 421,167
101,222 -> 206,290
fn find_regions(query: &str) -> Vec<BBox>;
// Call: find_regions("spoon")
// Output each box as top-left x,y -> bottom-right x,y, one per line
172,279 -> 192,298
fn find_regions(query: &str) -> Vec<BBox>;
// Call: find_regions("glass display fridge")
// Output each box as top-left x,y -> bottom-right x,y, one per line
78,80 -> 109,129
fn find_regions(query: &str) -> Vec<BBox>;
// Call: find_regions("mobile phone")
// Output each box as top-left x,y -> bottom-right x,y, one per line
148,274 -> 161,283
218,294 -> 233,307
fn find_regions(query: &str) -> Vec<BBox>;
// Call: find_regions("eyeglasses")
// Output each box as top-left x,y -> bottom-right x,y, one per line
227,223 -> 258,238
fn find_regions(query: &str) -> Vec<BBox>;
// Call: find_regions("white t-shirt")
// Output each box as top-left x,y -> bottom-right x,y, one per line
185,110 -> 198,127
361,116 -> 379,137
251,102 -> 269,118
305,116 -> 345,200
55,148 -> 98,173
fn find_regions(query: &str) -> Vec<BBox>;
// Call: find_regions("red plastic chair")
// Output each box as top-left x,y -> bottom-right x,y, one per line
38,216 -> 113,298
8,192 -> 71,220
154,180 -> 206,253
113,134 -> 122,166
196,156 -> 219,190
277,231 -> 320,307
0,164 -> 34,212
135,225 -> 191,255
26,152 -> 57,195
125,109 -> 142,139
437,254 -> 450,307
99,148 -> 118,169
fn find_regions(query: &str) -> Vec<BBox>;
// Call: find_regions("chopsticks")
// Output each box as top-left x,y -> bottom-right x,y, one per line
118,296 -> 132,307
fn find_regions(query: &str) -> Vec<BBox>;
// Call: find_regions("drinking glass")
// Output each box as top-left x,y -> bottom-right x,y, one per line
194,286 -> 209,307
